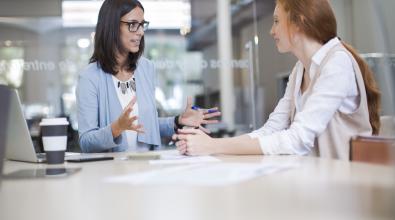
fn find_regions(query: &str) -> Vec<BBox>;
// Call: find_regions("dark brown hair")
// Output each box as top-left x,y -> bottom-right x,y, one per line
277,0 -> 381,134
90,0 -> 145,75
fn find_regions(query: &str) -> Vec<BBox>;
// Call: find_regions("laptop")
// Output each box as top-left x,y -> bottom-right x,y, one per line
0,141 -> 4,181
0,85 -> 9,178
0,136 -> 4,181
0,85 -> 113,163
0,85 -> 48,162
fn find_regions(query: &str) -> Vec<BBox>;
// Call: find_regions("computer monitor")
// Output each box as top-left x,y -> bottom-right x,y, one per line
0,85 -> 12,179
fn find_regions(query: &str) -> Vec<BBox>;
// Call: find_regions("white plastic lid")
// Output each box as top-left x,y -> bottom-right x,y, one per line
39,117 -> 69,126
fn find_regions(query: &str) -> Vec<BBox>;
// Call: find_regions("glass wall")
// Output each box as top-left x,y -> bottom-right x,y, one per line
0,0 -> 394,150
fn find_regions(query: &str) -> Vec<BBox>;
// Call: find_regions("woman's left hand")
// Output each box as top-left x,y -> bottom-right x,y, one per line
178,97 -> 221,133
173,128 -> 215,156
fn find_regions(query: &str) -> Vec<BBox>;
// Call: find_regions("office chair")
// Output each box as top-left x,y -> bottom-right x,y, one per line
350,135 -> 395,165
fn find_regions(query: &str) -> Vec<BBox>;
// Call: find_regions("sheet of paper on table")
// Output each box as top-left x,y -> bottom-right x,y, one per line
149,151 -> 221,165
105,162 -> 298,186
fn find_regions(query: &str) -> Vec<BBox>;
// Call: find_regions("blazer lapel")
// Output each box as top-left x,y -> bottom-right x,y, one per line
105,73 -> 122,124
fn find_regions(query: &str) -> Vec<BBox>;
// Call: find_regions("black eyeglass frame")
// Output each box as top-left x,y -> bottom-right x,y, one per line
120,20 -> 150,32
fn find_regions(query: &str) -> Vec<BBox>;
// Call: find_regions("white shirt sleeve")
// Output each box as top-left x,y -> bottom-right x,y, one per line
248,64 -> 299,138
249,51 -> 357,155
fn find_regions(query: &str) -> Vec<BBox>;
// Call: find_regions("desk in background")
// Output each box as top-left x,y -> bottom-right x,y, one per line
1,152 -> 394,220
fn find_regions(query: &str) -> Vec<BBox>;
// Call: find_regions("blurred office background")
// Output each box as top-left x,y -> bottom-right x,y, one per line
0,0 -> 394,151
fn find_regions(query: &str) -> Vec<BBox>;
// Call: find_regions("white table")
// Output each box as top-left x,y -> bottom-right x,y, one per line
1,151 -> 394,220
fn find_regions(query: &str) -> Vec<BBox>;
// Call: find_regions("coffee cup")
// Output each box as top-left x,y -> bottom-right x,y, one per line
39,118 -> 69,164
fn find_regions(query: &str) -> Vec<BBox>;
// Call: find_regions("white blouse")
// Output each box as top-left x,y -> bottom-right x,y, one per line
112,75 -> 147,152
248,37 -> 359,155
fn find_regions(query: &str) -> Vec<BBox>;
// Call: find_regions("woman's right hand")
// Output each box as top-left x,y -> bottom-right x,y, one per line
111,97 -> 144,138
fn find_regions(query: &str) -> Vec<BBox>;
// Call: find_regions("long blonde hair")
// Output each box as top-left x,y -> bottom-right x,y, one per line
277,0 -> 381,134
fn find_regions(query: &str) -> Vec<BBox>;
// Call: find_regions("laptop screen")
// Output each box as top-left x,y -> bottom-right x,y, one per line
0,85 -> 12,179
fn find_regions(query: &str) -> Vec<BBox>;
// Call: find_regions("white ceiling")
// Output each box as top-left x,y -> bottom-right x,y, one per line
0,0 -> 191,30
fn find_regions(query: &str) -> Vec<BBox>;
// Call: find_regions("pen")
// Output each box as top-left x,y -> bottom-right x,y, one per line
191,105 -> 218,113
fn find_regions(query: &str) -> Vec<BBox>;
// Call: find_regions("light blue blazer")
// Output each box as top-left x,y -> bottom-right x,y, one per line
76,57 -> 175,153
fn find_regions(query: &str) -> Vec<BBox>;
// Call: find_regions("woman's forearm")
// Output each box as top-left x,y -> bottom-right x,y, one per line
213,135 -> 263,155
79,125 -> 119,153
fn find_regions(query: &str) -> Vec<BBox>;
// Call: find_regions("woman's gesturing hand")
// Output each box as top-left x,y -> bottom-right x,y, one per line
111,97 -> 144,138
178,97 -> 221,133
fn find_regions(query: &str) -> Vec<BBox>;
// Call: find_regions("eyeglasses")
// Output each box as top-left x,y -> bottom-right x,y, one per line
120,20 -> 149,32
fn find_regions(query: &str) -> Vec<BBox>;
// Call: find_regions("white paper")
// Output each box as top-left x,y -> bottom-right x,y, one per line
105,162 -> 298,186
150,155 -> 220,165
148,150 -> 221,165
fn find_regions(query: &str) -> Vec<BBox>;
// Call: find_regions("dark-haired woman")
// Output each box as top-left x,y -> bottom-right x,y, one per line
174,0 -> 381,160
77,0 -> 220,153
